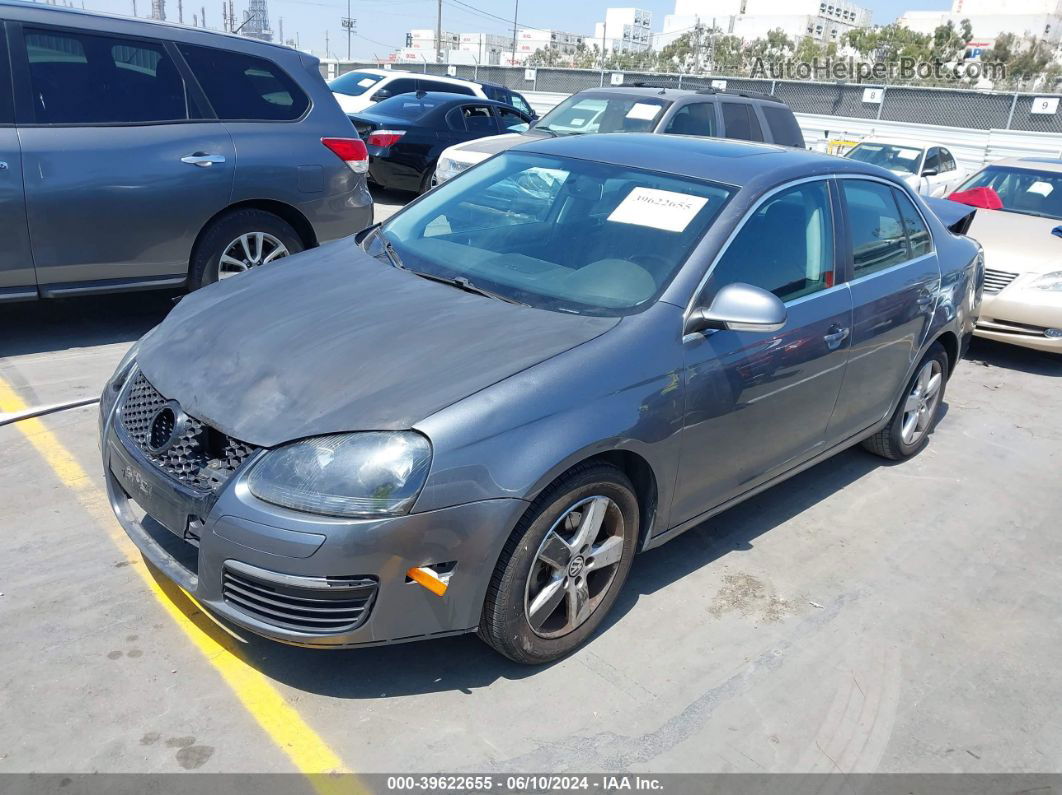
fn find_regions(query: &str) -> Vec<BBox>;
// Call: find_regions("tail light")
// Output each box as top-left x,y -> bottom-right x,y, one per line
947,186 -> 1003,210
321,137 -> 369,174
367,130 -> 406,148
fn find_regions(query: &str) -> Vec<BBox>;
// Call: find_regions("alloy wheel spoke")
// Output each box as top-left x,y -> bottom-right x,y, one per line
901,412 -> 919,444
239,234 -> 254,263
566,577 -> 591,630
220,254 -> 248,272
262,245 -> 288,264
571,496 -> 608,552
917,364 -> 932,392
925,371 -> 942,398
527,575 -> 566,631
588,536 -> 623,570
537,530 -> 573,571
905,394 -> 922,413
254,232 -> 265,262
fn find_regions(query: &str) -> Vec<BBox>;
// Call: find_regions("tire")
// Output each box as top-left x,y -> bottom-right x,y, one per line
189,209 -> 303,290
418,163 -> 437,195
862,342 -> 949,461
478,462 -> 639,664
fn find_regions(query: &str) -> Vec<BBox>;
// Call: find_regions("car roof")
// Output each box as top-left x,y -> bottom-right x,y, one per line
990,157 -> 1062,174
574,86 -> 785,105
378,69 -> 479,86
510,133 -> 896,189
851,138 -> 931,150
361,92 -> 523,112
0,0 -> 294,52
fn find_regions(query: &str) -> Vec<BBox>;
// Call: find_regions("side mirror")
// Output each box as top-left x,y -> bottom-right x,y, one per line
685,282 -> 787,335
373,88 -> 392,100
1053,226 -> 1062,239
922,167 -> 939,177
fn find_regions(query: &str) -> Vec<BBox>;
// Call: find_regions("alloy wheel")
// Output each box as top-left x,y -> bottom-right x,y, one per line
524,495 -> 626,639
901,359 -> 943,446
218,232 -> 290,279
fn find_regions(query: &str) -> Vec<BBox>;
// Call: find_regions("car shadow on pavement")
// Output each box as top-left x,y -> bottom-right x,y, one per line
201,445 -> 898,698
964,338 -> 1062,377
0,291 -> 178,358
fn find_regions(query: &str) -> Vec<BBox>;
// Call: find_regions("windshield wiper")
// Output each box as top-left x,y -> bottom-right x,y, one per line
408,270 -> 528,305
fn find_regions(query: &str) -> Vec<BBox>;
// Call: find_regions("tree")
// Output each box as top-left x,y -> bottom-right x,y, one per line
931,20 -> 967,62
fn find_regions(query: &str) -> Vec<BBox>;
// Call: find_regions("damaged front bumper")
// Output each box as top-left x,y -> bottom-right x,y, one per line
100,385 -> 526,649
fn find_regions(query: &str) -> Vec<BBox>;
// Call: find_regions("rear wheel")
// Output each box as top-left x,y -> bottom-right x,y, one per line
418,162 -> 437,195
478,462 -> 639,664
189,209 -> 303,290
862,343 -> 949,461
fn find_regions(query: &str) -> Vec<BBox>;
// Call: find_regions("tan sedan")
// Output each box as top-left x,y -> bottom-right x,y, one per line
957,158 -> 1062,354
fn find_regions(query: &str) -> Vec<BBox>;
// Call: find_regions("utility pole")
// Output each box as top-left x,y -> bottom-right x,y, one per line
279,16 -> 284,44
325,29 -> 330,59
510,0 -> 518,65
341,0 -> 355,60
177,0 -> 182,23
435,0 -> 443,63
132,0 -> 137,16
201,5 -> 205,26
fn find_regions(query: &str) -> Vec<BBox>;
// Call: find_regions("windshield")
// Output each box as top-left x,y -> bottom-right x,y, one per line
846,143 -> 923,175
369,94 -> 446,121
956,166 -> 1062,220
375,152 -> 734,316
536,95 -> 670,136
329,71 -> 384,97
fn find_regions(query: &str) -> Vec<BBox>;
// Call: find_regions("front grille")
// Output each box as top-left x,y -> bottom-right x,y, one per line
222,565 -> 378,634
977,317 -> 1050,337
119,372 -> 258,492
983,268 -> 1020,294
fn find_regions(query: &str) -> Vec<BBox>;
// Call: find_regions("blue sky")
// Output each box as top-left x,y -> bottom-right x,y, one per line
82,0 -> 951,60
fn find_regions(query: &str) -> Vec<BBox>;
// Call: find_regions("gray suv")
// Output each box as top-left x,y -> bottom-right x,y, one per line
0,1 -> 373,302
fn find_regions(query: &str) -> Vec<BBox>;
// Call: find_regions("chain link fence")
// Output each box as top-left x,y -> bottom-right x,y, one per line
326,61 -> 1062,134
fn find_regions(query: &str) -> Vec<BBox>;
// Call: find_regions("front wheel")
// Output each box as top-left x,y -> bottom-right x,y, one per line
189,209 -> 303,290
478,462 -> 639,664
862,343 -> 949,461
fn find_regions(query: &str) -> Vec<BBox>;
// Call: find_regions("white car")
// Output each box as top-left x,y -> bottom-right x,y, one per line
844,139 -> 967,197
956,157 -> 1062,354
328,68 -> 487,115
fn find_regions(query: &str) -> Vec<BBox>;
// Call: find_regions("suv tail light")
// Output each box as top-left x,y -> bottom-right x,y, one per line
367,130 -> 406,148
321,137 -> 369,174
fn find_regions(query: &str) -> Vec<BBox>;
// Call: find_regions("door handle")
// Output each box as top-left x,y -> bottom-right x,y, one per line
823,325 -> 850,350
180,153 -> 226,167
0,161 -> 8,171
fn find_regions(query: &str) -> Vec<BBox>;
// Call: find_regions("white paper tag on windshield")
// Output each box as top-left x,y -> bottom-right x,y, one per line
358,78 -> 377,88
1028,180 -> 1054,197
626,102 -> 660,121
608,188 -> 708,233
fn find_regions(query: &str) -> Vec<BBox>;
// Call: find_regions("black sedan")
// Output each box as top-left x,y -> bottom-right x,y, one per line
349,92 -> 533,194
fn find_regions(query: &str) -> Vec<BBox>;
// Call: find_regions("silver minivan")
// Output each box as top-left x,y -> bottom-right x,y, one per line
0,0 -> 373,302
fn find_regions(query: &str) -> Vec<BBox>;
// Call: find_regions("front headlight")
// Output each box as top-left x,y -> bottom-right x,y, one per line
247,432 -> 432,518
1030,271 -> 1062,291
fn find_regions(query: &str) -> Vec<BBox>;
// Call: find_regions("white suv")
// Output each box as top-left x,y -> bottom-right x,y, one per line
328,68 -> 488,114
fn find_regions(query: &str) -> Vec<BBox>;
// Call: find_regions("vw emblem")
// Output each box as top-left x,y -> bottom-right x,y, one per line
147,401 -> 187,454
568,556 -> 585,578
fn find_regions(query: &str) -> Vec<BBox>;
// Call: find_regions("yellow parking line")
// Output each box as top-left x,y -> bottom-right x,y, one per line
0,378 -> 360,793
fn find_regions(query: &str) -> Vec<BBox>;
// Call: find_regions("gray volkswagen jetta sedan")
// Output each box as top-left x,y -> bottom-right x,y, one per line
100,134 -> 983,663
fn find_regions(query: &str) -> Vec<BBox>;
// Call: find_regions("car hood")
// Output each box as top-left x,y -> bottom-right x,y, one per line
966,209 -> 1061,274
136,240 -> 618,448
449,131 -> 546,157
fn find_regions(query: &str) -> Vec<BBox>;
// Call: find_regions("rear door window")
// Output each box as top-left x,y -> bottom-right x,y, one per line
720,101 -> 763,141
939,148 -> 957,172
761,105 -> 804,147
460,104 -> 497,132
177,44 -> 307,120
842,180 -> 910,276
508,92 -> 533,115
664,102 -> 715,136
25,27 -> 191,124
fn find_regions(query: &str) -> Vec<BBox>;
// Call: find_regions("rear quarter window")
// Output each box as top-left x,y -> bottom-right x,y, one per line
178,44 -> 308,121
761,105 -> 804,147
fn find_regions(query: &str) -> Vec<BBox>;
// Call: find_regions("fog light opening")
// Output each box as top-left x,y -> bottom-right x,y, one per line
406,562 -> 456,597
1045,328 -> 1062,339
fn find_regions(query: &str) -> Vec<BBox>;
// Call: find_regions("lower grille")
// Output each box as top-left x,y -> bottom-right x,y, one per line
222,564 -> 377,634
119,372 -> 259,492
984,268 -> 1020,294
978,317 -> 1051,337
